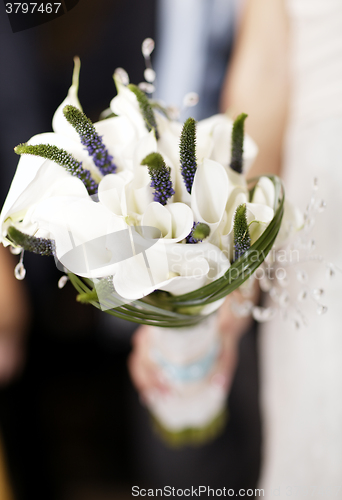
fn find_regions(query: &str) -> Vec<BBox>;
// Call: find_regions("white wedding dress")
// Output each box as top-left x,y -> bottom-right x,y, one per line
259,1 -> 342,498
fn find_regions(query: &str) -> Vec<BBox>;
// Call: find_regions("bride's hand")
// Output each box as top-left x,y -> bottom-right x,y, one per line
127,291 -> 255,399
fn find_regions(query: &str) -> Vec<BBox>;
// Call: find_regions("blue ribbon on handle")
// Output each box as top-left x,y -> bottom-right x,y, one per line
153,341 -> 220,383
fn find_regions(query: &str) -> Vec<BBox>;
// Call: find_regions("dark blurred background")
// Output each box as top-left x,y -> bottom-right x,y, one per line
0,2 -> 155,498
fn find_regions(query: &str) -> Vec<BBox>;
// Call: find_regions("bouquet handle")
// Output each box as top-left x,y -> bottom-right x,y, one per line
145,312 -> 228,446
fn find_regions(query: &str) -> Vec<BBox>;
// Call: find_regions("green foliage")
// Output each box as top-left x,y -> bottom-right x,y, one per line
7,226 -> 54,256
14,142 -> 98,195
180,117 -> 197,193
233,203 -> 251,260
128,84 -> 159,139
141,152 -> 165,171
230,113 -> 248,173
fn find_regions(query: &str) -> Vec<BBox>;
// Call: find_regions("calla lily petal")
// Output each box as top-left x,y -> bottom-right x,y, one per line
246,202 -> 274,243
94,115 -> 136,162
52,57 -> 82,141
113,240 -> 230,301
0,154 -> 46,239
251,176 -> 275,209
98,171 -> 133,217
26,132 -> 102,182
141,202 -> 193,242
133,130 -> 158,167
197,113 -> 258,173
110,80 -> 147,139
1,160 -> 89,242
166,202 -> 194,242
31,196 -> 127,278
191,158 -> 229,236
141,202 -> 172,239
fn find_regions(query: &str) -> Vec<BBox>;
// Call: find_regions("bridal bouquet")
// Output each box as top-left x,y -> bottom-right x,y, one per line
0,49 -> 286,444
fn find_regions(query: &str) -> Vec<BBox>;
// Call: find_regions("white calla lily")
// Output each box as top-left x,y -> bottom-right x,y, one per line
197,113 -> 258,173
191,158 -> 229,238
31,196 -> 127,278
246,202 -> 274,244
110,79 -> 147,140
251,176 -> 276,209
215,189 -> 274,258
52,57 -> 82,141
113,240 -> 230,301
0,57 -> 288,329
98,168 -> 153,219
1,160 -> 89,244
98,171 -> 133,217
26,131 -> 102,183
94,115 -> 136,168
141,202 -> 193,243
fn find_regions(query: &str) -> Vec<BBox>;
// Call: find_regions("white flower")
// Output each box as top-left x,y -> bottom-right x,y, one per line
0,61 -> 276,310
196,113 -> 258,173
108,80 -> 259,205
113,241 -> 230,301
0,159 -> 89,245
191,158 -> 230,239
22,169 -> 194,287
52,56 -> 83,141
251,176 -> 276,209
30,195 -> 126,278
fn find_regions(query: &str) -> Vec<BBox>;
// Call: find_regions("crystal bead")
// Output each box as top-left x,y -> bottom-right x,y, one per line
183,92 -> 199,108
297,270 -> 308,283
10,246 -> 22,255
313,177 -> 319,191
308,239 -> 316,251
114,67 -> 129,85
14,262 -> 26,280
142,38 -> 155,57
304,216 -> 315,231
306,196 -> 315,212
293,319 -> 301,329
316,305 -> 328,315
279,291 -> 290,307
58,276 -> 69,289
312,288 -> 324,300
144,68 -> 156,83
138,82 -> 155,94
326,265 -> 335,279
252,306 -> 276,322
316,199 -> 326,213
298,289 -> 308,301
